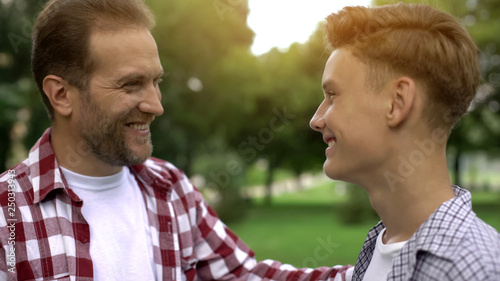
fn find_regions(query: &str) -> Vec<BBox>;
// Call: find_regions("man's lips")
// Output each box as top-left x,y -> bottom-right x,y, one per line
126,122 -> 150,130
124,116 -> 155,131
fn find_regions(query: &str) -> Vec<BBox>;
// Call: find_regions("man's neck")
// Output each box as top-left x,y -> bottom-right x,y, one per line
51,125 -> 123,177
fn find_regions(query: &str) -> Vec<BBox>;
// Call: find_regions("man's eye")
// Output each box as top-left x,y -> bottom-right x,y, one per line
154,78 -> 163,86
123,81 -> 141,88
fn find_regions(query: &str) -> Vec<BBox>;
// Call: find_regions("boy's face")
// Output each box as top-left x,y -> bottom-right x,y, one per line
310,48 -> 389,184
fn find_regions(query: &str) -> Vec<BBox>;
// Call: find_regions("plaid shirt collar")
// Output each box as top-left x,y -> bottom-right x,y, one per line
353,186 -> 474,280
29,127 -> 171,204
411,186 -> 473,257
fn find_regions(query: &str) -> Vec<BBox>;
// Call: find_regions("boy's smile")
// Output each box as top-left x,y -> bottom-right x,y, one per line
310,47 -> 389,185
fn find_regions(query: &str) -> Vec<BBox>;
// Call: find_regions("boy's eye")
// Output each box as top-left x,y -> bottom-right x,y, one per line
327,92 -> 336,103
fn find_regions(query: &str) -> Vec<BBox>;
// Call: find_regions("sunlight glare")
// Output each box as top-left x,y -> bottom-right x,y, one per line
248,0 -> 372,55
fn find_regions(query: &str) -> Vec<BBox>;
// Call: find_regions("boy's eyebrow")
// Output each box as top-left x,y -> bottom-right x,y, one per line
322,80 -> 338,93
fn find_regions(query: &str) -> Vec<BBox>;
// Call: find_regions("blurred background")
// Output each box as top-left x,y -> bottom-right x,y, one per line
1,0 -> 499,267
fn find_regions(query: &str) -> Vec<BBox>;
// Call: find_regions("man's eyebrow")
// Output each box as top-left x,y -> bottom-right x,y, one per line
116,73 -> 144,84
116,69 -> 164,84
157,68 -> 165,78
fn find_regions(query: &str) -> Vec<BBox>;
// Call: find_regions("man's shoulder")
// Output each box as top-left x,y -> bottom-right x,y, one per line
0,159 -> 30,187
133,157 -> 197,195
139,157 -> 187,180
1,128 -> 53,189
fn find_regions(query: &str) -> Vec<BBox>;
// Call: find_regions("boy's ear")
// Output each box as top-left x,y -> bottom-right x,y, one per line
42,75 -> 75,117
386,77 -> 416,128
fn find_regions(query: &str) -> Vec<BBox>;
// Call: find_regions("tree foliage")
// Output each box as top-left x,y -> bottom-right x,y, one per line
0,0 -> 51,171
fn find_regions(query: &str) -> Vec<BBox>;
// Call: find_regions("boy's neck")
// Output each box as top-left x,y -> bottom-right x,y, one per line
365,149 -> 455,244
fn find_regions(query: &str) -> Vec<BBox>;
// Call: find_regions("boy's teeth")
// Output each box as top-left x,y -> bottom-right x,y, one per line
328,139 -> 336,147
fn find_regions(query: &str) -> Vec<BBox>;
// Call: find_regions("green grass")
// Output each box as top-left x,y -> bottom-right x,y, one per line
244,165 -> 296,187
227,184 -> 377,267
226,183 -> 500,268
227,203 -> 376,267
251,181 -> 347,205
471,191 -> 500,230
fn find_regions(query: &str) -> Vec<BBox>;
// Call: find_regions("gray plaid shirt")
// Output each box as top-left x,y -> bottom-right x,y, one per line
352,186 -> 500,281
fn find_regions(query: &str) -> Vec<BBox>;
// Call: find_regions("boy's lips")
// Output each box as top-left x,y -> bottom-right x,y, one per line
323,135 -> 337,146
323,134 -> 337,155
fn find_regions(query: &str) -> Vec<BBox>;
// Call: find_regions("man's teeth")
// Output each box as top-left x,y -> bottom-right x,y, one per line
328,139 -> 336,147
128,124 -> 148,130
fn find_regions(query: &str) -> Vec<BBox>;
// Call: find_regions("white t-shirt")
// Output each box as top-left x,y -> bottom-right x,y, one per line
60,166 -> 156,281
361,228 -> 407,281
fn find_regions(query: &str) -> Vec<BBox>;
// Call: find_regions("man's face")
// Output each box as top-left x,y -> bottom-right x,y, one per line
76,27 -> 164,167
309,48 -> 389,184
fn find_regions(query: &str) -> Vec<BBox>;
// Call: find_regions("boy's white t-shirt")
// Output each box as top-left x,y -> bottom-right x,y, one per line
361,228 -> 407,281
60,166 -> 156,281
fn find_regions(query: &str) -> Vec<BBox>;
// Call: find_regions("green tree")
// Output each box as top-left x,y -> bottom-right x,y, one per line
241,26 -> 330,205
148,0 -> 255,175
0,0 -> 50,171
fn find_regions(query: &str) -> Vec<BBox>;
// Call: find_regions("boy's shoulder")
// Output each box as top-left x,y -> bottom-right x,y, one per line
417,186 -> 500,256
413,216 -> 500,280
409,188 -> 500,280
451,215 -> 500,269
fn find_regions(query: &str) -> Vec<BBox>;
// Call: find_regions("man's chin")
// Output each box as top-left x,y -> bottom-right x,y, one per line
128,144 -> 153,164
97,146 -> 152,167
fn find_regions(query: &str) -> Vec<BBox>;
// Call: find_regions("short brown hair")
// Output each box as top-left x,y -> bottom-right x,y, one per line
324,3 -> 480,130
32,0 -> 155,120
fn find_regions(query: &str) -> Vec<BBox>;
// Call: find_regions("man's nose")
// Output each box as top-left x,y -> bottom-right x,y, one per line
140,85 -> 164,116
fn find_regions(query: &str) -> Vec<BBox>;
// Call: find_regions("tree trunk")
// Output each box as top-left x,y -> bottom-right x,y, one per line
264,158 -> 276,206
0,124 -> 12,171
294,169 -> 303,191
453,149 -> 462,187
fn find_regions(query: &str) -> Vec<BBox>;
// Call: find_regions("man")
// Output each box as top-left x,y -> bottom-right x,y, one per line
310,3 -> 500,281
0,0 -> 351,280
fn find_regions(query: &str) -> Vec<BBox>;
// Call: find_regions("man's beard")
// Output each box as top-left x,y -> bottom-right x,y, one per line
78,96 -> 154,167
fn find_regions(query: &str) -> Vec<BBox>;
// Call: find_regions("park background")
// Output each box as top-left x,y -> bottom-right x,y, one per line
1,0 -> 499,268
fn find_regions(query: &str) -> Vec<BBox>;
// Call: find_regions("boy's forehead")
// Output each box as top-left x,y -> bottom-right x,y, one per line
322,48 -> 365,89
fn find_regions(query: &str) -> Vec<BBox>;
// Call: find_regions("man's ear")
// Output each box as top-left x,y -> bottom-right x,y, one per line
42,75 -> 75,117
386,77 -> 416,128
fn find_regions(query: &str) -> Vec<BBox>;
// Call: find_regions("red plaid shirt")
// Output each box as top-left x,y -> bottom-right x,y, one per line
0,128 -> 349,281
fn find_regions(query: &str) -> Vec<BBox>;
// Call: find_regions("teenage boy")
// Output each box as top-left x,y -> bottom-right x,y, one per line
310,3 -> 500,281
